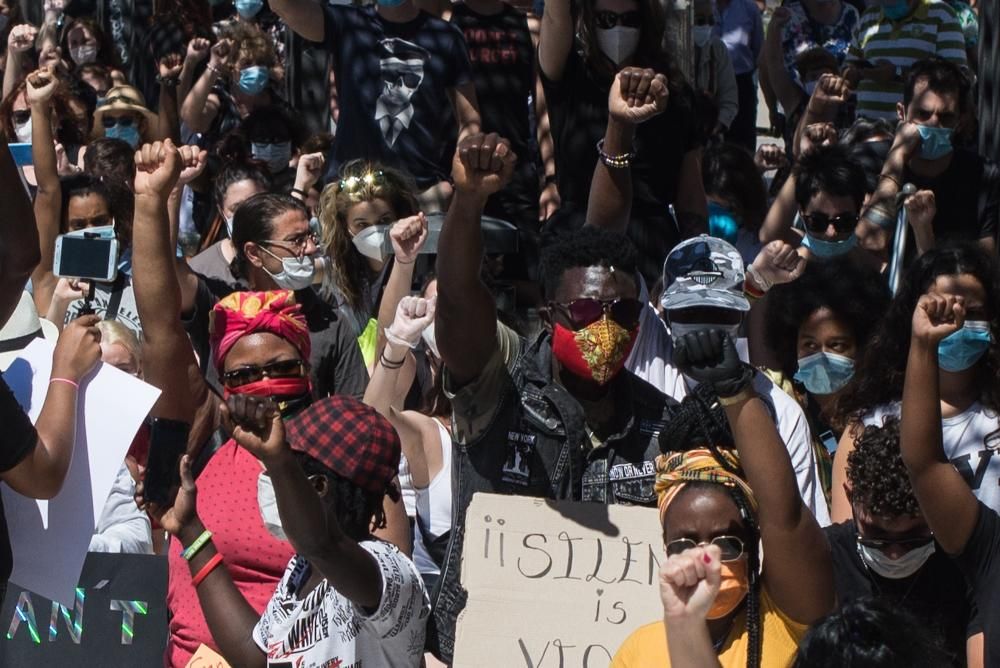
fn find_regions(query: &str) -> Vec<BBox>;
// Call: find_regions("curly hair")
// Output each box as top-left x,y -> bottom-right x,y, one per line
765,256 -> 890,377
316,160 -> 418,312
219,20 -> 281,80
294,451 -> 401,542
845,416 -> 919,518
837,243 -> 1000,422
539,225 -> 638,301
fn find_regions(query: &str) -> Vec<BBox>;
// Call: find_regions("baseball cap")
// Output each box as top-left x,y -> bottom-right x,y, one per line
660,235 -> 749,312
285,395 -> 400,494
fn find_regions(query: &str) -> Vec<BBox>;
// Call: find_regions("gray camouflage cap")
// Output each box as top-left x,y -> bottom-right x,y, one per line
660,235 -> 750,312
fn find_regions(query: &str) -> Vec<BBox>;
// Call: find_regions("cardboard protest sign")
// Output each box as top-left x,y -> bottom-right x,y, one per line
454,493 -> 664,667
0,552 -> 168,667
1,338 -> 160,606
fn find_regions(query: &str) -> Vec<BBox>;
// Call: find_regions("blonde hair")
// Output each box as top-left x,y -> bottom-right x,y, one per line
220,21 -> 283,82
317,160 -> 417,311
96,320 -> 142,373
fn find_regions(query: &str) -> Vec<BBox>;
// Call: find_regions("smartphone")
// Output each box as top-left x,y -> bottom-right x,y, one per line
8,143 -> 32,167
143,418 -> 191,507
53,234 -> 119,282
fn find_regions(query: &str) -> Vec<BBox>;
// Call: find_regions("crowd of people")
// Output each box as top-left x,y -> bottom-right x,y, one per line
0,0 -> 997,665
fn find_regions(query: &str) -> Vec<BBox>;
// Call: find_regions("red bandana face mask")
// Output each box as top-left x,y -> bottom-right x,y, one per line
223,377 -> 313,417
551,318 -> 638,385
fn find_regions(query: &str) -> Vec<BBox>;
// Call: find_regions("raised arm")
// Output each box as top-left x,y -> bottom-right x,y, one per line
180,39 -> 232,135
436,133 -> 516,386
375,213 -> 428,362
154,54 -> 183,142
25,68 -> 61,315
179,38 -> 211,109
0,139 -> 40,327
538,0 -> 574,81
2,24 -> 37,101
674,330 -> 834,625
448,82 -> 482,142
899,293 -> 979,555
585,68 -> 669,234
761,8 -> 802,119
791,74 -> 849,161
857,121 -> 922,256
270,0 -> 326,43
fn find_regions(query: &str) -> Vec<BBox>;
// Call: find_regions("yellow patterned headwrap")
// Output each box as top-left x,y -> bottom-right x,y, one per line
209,290 -> 311,370
655,448 -> 759,521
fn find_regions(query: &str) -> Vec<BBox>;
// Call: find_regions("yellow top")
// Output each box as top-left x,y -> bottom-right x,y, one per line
610,587 -> 808,668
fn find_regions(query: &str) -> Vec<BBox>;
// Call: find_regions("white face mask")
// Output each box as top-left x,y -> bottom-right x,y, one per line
261,247 -> 316,290
857,540 -> 935,579
596,26 -> 640,66
13,116 -> 32,143
422,322 -> 439,358
692,25 -> 713,48
351,225 -> 389,262
256,472 -> 287,541
71,45 -> 99,65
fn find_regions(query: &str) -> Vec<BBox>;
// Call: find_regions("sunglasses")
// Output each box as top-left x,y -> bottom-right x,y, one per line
222,359 -> 307,389
550,297 -> 643,331
12,109 -> 31,125
101,115 -> 136,129
339,171 -> 385,192
595,9 -> 642,29
666,535 -> 745,561
856,534 -> 934,552
801,212 -> 859,235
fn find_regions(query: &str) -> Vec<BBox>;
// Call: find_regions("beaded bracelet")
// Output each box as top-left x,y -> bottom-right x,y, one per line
596,139 -> 634,169
192,553 -> 223,588
182,530 -> 213,561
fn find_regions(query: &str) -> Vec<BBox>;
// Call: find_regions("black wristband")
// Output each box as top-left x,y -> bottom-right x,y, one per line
714,364 -> 755,399
543,174 -> 557,186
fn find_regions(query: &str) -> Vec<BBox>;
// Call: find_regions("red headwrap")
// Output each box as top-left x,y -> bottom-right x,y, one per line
209,290 -> 311,371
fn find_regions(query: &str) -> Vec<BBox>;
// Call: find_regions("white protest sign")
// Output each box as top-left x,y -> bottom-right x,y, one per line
1,338 -> 160,607
454,493 -> 664,667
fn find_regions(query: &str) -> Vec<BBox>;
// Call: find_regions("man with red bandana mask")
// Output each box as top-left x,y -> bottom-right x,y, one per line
429,71 -> 679,664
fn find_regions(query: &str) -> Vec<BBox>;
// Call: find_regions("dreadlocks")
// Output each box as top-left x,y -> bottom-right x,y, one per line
657,383 -> 763,668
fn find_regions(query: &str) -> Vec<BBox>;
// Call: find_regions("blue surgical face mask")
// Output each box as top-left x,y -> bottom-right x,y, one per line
882,0 -> 911,20
236,0 -> 265,18
708,201 -> 740,245
801,232 -> 857,259
252,141 -> 292,173
916,125 -> 954,161
105,124 -> 141,148
238,66 -> 270,96
938,321 -> 992,372
794,351 -> 855,395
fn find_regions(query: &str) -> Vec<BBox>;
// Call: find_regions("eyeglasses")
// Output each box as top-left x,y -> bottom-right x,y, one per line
666,536 -> 745,561
12,109 -> 31,125
856,534 -> 934,552
101,115 -> 136,129
549,297 -> 644,330
694,16 -> 715,26
595,9 -> 642,29
259,232 -> 318,258
222,359 -> 307,389
801,212 -> 859,235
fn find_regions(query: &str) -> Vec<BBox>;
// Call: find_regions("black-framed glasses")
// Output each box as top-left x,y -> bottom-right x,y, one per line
259,232 -> 318,258
549,297 -> 643,330
802,212 -> 859,235
856,534 -> 934,552
222,359 -> 307,389
595,9 -> 642,29
666,536 -> 745,561
102,115 -> 135,129
12,109 -> 31,125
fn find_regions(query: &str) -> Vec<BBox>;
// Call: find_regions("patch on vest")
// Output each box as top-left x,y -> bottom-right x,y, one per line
502,430 -> 535,486
608,461 -> 656,481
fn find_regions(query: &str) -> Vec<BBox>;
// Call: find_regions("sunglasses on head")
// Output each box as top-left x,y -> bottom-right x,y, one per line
856,534 -> 934,552
595,9 -> 642,29
801,212 -> 859,235
102,115 -> 135,129
222,359 -> 306,389
12,109 -> 31,125
666,535 -> 745,561
549,297 -> 643,331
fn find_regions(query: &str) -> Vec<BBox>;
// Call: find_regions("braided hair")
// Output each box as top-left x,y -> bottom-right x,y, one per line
658,383 -> 762,668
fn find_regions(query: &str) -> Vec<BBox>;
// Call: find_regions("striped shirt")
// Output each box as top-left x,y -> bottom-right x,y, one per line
846,0 -> 966,120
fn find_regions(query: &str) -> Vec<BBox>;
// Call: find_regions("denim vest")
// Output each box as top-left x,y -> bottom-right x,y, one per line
429,332 -> 677,661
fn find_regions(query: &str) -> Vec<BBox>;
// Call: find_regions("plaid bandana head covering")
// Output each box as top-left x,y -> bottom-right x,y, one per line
285,395 -> 401,494
654,448 -> 758,522
209,290 -> 311,371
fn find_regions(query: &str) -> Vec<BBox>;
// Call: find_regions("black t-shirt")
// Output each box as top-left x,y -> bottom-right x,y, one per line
449,2 -> 535,160
905,149 -> 999,245
825,520 -> 972,665
321,5 -> 474,189
954,502 -> 1000,666
0,376 -> 39,585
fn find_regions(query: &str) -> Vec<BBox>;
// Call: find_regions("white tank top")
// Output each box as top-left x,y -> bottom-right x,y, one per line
412,418 -> 454,577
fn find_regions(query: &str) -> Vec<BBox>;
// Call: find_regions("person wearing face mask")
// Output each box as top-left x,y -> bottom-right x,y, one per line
613,336 -> 834,667
824,416 -> 977,666
60,17 -> 122,73
703,143 -> 768,264
432,132 -> 679,663
691,0 -> 738,138
91,85 -> 158,149
831,244 -> 1000,526
240,105 -> 306,192
860,59 -> 997,257
841,0 -> 965,122
537,1 -> 707,285
712,0 -> 764,151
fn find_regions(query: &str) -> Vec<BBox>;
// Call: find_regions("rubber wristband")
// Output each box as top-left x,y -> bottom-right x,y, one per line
192,553 -> 224,587
182,530 -> 213,561
49,377 -> 79,390
380,353 -> 406,369
290,187 -> 307,199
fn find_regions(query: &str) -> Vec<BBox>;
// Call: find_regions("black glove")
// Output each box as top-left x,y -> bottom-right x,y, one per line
673,329 -> 754,398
